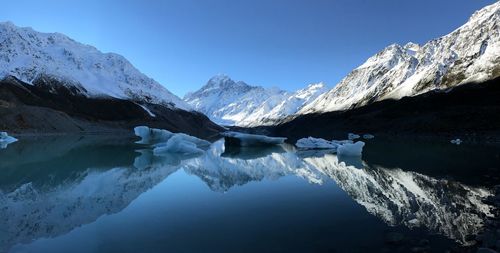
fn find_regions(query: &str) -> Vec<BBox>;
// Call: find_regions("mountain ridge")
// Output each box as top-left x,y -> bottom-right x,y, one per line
0,21 -> 190,110
184,74 -> 327,126
299,1 -> 500,114
185,2 -> 500,127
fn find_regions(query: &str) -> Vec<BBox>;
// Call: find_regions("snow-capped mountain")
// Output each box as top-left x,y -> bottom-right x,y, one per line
246,82 -> 327,126
0,21 -> 189,110
300,1 -> 500,114
184,75 -> 327,126
184,75 -> 289,125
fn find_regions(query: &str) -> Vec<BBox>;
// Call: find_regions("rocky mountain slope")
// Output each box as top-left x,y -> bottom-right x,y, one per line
272,76 -> 500,141
299,1 -> 500,114
0,22 -> 222,137
0,76 -> 222,138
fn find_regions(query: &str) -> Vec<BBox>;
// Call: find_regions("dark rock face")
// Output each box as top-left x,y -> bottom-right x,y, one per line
0,76 -> 223,139
271,77 -> 500,143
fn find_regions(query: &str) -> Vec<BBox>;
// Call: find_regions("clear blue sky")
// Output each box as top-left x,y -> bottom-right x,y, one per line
2,0 -> 497,97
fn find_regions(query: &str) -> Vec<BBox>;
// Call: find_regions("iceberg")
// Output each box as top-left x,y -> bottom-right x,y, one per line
348,133 -> 360,140
133,126 -> 210,155
296,137 -> 339,149
332,140 -> 353,145
337,141 -> 365,157
0,132 -> 18,149
295,137 -> 364,157
222,131 -> 286,147
134,126 -> 173,145
363,134 -> 375,139
154,134 -> 210,155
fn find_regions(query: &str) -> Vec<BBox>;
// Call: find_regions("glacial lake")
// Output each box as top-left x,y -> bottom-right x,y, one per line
1,135 -> 499,253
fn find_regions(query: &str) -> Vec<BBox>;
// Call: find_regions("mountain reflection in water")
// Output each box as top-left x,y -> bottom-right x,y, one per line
0,135 -> 496,252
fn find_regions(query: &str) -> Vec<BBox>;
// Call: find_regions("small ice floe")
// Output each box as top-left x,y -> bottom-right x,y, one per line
337,141 -> 365,157
0,131 -> 18,149
295,136 -> 364,156
362,134 -> 375,139
296,137 -> 339,150
450,138 -> 462,145
154,133 -> 210,155
348,133 -> 361,140
222,131 -> 286,147
134,126 -> 173,144
134,126 -> 210,155
332,140 -> 353,145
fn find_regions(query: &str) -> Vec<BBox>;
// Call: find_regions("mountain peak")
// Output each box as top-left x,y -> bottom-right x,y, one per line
199,75 -> 253,92
469,1 -> 500,23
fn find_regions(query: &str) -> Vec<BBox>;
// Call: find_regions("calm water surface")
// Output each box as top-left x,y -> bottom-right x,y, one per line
1,135 -> 499,253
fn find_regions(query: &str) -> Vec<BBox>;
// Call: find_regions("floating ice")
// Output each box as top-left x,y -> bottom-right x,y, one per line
0,132 -> 18,149
337,141 -> 365,157
348,133 -> 361,140
332,140 -> 353,145
295,136 -> 364,156
222,131 -> 286,147
363,134 -> 375,139
134,126 -> 210,155
296,137 -> 339,149
154,134 -> 210,155
450,138 -> 462,145
134,126 -> 173,144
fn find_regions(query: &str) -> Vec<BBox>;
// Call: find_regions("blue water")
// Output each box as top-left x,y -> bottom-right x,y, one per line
1,135 -> 499,253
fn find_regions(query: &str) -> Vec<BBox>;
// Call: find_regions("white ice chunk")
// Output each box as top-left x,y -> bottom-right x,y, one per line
337,141 -> 365,157
134,126 -> 210,155
332,140 -> 353,145
450,138 -> 462,145
222,131 -> 286,146
0,131 -> 18,149
134,126 -> 173,144
296,137 -> 339,149
363,134 -> 375,139
348,133 -> 361,140
153,134 -> 209,155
